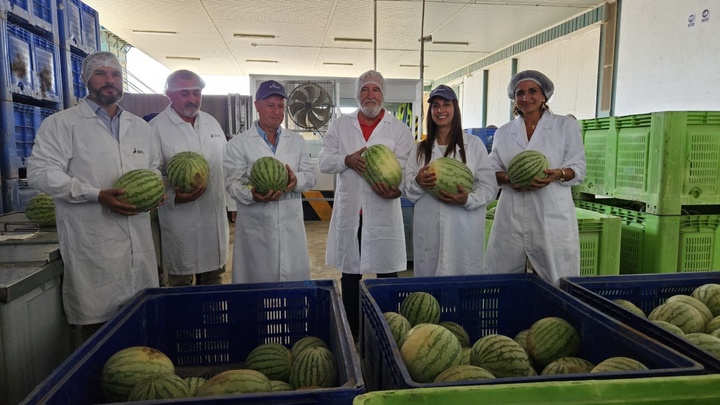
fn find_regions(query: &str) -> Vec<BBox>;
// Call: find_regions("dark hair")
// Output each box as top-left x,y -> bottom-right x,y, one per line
417,99 -> 466,166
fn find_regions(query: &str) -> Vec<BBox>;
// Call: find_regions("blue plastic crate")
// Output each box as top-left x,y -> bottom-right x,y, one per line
561,272 -> 720,373
359,273 -> 703,392
70,50 -> 86,99
21,280 -> 363,405
30,0 -> 54,34
57,0 -> 83,51
1,0 -> 31,23
464,127 -> 497,154
32,33 -> 61,102
80,2 -> 99,53
5,22 -> 35,97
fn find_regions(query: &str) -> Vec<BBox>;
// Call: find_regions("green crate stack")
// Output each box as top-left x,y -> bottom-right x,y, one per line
484,206 -> 621,276
573,111 -> 720,215
575,200 -> 720,274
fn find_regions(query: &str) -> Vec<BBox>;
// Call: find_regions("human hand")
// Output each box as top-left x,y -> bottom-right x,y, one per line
437,184 -> 469,205
416,165 -> 436,190
285,164 -> 297,192
99,188 -> 140,215
371,181 -> 401,199
252,187 -> 282,202
345,147 -> 367,175
174,185 -> 206,204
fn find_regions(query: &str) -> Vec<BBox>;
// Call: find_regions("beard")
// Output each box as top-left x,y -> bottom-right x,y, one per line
360,101 -> 382,118
88,84 -> 123,105
179,103 -> 200,118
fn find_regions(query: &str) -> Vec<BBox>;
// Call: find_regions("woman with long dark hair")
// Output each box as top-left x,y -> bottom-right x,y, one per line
404,85 -> 497,276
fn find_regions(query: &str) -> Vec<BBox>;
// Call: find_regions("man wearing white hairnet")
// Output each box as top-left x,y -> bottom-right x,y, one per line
28,51 -> 162,343
150,70 -> 232,286
318,70 -> 415,339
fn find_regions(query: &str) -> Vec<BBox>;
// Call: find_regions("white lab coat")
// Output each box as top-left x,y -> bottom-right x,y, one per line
318,110 -> 415,274
27,101 -> 160,325
404,134 -> 498,277
224,122 -> 316,283
483,112 -> 586,284
150,106 -> 230,276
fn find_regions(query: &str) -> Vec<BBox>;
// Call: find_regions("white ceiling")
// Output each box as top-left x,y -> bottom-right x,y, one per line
85,0 -> 606,82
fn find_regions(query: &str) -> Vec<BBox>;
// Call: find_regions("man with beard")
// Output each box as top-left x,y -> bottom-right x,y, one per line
28,51 -> 162,344
318,70 -> 415,339
150,70 -> 231,286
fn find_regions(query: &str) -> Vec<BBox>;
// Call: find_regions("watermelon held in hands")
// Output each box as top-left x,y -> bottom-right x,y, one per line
250,156 -> 288,194
507,150 -> 549,187
25,193 -> 56,226
113,169 -> 165,212
426,157 -> 474,198
361,144 -> 403,188
166,151 -> 210,193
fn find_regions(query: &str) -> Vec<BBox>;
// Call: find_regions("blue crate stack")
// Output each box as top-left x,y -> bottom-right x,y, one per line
464,127 -> 497,154
0,0 -> 99,214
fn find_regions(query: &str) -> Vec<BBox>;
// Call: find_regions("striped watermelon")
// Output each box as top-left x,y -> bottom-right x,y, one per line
667,295 -> 713,325
526,317 -> 580,368
289,346 -> 338,389
433,364 -> 495,383
384,312 -> 412,347
112,169 -> 165,212
507,150 -> 549,187
250,156 -> 288,194
591,357 -> 648,373
166,151 -> 210,193
706,316 -> 720,334
400,323 -> 462,383
460,347 -> 472,365
470,334 -> 531,378
400,292 -> 441,326
100,346 -> 175,402
648,300 -> 705,334
612,299 -> 646,318
712,329 -> 720,339
127,373 -> 190,401
270,380 -> 293,391
439,321 -> 470,348
541,357 -> 594,375
291,336 -> 329,359
25,193 -> 56,226
361,144 -> 403,188
183,376 -> 206,397
692,284 -> 720,317
684,333 -> 720,359
426,157 -> 474,198
196,369 -> 272,397
245,343 -> 293,382
652,320 -> 685,336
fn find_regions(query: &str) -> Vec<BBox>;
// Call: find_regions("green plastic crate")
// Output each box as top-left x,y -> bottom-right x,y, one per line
574,111 -> 720,215
576,200 -> 720,274
485,207 -> 620,276
352,375 -> 720,405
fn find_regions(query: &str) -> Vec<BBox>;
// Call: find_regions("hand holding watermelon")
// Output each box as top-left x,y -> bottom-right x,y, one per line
285,164 -> 297,192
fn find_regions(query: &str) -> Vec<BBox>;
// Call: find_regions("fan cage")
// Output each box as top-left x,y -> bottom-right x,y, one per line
285,81 -> 335,133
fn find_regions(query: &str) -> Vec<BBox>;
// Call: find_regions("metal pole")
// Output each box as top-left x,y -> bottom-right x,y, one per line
418,0 -> 426,141
374,0 -> 377,70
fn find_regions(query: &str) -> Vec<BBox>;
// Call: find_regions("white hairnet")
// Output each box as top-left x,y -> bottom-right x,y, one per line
507,70 -> 554,100
356,70 -> 386,100
165,69 -> 206,92
81,51 -> 123,85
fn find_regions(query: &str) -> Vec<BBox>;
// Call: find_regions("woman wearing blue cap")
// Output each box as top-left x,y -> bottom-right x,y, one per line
404,85 -> 498,277
483,70 -> 586,284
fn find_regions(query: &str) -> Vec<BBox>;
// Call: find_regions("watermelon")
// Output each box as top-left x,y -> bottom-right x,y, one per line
289,346 -> 338,389
100,346 -> 175,402
652,320 -> 685,336
384,312 -> 412,347
591,357 -> 648,373
712,329 -> 720,339
196,369 -> 272,397
400,323 -> 462,383
526,317 -> 580,368
507,150 -> 549,187
439,321 -> 471,348
127,373 -> 190,401
648,300 -> 706,334
400,292 -> 441,326
541,357 -> 594,375
692,284 -> 720,317
706,316 -> 720,334
113,169 -> 165,212
166,151 -> 210,193
183,376 -> 207,397
25,193 -> 56,226
270,380 -> 293,391
685,333 -> 720,359
460,347 -> 472,365
244,343 -> 293,382
250,156 -> 288,194
667,295 -> 713,325
361,144 -> 402,187
470,334 -> 531,378
291,336 -> 329,359
612,299 -> 646,318
425,157 -> 474,198
433,364 -> 495,383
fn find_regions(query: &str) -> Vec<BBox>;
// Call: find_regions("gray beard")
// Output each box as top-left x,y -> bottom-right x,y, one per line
360,104 -> 382,118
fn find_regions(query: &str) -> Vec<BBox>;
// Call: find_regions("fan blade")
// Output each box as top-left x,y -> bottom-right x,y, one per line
287,99 -> 306,117
313,88 -> 330,106
312,106 -> 332,122
308,109 -> 328,128
294,109 -> 310,129
290,89 -> 308,103
302,85 -> 316,104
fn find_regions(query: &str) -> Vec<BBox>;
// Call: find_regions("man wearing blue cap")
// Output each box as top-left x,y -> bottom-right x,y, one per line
224,80 -> 317,283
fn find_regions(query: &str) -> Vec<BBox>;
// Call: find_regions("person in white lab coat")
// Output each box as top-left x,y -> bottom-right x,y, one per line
150,70 -> 230,286
318,70 -> 415,339
405,85 -> 498,277
484,70 -> 586,284
27,51 -> 162,342
224,80 -> 316,283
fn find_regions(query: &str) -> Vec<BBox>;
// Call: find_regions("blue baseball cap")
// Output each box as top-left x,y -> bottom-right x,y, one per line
427,84 -> 457,102
256,80 -> 287,100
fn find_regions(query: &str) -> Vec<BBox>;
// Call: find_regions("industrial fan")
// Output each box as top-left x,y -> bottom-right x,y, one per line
286,82 -> 334,133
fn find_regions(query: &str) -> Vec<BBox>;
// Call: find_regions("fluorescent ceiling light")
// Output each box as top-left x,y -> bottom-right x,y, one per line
234,33 -> 276,39
334,37 -> 372,43
400,64 -> 428,68
323,62 -> 353,66
132,30 -> 177,35
432,41 -> 469,46
246,59 -> 278,63
166,56 -> 200,61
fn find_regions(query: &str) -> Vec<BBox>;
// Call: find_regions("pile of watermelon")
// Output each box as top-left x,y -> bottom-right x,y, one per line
386,291 -> 650,384
100,336 -> 338,402
612,283 -> 720,359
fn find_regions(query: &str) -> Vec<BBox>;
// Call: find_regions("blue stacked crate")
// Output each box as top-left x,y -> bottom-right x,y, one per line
58,0 -> 99,108
464,127 -> 497,154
